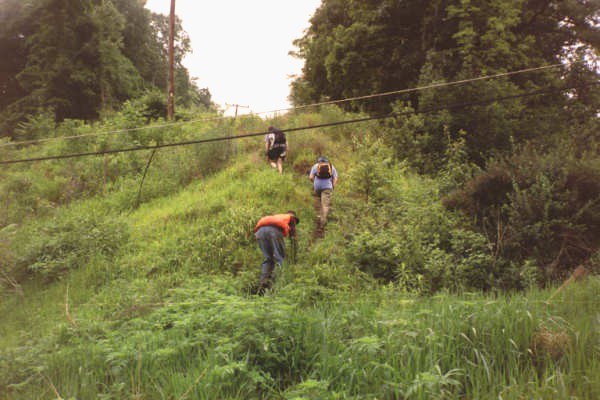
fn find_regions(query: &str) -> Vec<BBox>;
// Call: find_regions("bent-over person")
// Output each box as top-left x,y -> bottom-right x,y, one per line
253,210 -> 299,294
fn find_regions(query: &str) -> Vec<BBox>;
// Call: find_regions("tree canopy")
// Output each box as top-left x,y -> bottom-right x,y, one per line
291,0 -> 600,165
0,0 -> 211,138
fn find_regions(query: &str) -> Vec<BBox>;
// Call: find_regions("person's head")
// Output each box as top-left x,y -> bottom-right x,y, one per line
268,126 -> 275,132
287,210 -> 300,224
317,156 -> 329,163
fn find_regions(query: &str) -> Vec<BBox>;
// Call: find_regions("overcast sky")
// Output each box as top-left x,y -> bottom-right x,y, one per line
144,0 -> 322,116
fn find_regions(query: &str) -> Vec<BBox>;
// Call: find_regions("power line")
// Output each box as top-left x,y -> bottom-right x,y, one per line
0,62 -> 571,149
268,62 -> 571,113
1,83 -> 595,166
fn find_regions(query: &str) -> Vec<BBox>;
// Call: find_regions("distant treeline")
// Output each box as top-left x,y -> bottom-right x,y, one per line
0,0 -> 212,138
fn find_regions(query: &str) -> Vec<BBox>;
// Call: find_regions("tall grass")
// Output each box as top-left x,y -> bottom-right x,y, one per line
1,109 -> 598,399
2,276 -> 597,399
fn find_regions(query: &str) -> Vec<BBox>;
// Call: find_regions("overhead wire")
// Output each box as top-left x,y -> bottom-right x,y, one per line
265,62 -> 570,112
0,62 -> 572,149
2,81 -> 596,166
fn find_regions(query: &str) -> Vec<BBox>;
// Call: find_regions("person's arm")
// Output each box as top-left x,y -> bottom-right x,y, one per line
289,221 -> 297,238
332,167 -> 339,188
309,165 -> 316,182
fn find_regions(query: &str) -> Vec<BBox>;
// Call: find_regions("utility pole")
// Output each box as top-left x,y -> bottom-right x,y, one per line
167,0 -> 176,120
224,103 -> 248,159
225,103 -> 249,119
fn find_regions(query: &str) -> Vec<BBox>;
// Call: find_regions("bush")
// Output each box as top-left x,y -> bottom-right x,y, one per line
346,134 -> 396,204
12,205 -> 128,281
444,144 -> 600,284
121,89 -> 167,121
345,154 -> 495,292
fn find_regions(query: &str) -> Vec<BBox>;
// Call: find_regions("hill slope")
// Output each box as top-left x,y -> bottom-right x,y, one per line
1,114 -> 599,399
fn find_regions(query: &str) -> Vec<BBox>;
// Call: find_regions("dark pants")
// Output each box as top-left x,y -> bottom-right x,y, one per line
255,226 -> 285,287
267,146 -> 287,161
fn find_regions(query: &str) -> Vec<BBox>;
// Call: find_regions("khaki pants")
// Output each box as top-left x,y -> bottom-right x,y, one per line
314,189 -> 333,228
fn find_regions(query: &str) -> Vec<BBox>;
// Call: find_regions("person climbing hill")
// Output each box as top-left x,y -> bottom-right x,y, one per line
309,156 -> 338,236
265,126 -> 287,174
253,210 -> 299,294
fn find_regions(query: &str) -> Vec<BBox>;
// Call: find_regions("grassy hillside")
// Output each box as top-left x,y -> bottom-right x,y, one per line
1,110 -> 599,399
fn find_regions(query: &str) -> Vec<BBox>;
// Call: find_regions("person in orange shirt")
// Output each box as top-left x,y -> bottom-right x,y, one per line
253,210 -> 299,294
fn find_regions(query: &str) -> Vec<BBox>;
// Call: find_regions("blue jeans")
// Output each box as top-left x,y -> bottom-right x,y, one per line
255,226 -> 285,285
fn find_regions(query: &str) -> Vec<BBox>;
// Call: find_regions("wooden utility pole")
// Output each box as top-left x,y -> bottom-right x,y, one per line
167,0 -> 176,120
225,103 -> 249,119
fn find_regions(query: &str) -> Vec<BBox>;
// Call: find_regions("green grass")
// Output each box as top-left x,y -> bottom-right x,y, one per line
3,275 -> 598,399
1,112 -> 599,399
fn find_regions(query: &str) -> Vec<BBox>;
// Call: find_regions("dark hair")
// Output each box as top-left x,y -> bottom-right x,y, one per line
286,210 -> 300,224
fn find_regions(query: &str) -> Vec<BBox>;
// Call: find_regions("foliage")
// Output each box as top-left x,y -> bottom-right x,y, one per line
11,205 -> 128,281
291,0 -> 600,165
0,99 -> 599,399
343,133 -> 495,292
0,0 -> 207,137
347,133 -> 395,204
444,143 -> 600,283
1,0 -> 599,394
1,275 -> 598,399
290,0 -> 427,112
0,108 -> 232,227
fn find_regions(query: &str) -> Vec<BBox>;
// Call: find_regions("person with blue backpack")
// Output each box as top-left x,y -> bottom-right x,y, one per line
309,156 -> 338,235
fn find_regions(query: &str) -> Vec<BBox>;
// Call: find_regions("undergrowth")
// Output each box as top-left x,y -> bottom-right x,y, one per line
1,108 -> 599,399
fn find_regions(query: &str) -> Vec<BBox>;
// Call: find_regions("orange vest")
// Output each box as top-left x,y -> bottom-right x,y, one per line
254,214 -> 294,237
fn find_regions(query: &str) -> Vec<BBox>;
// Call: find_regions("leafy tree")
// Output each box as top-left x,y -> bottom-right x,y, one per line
148,11 -> 211,108
0,0 -> 29,112
415,0 -> 599,164
291,0 -> 600,165
290,0 -> 426,112
0,0 -> 208,138
0,0 -> 44,135
89,0 -> 143,111
112,0 -> 165,87
15,0 -> 103,122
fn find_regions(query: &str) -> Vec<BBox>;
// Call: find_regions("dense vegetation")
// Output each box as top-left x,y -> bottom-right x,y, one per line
291,0 -> 600,280
1,104 -> 599,398
0,0 -> 212,138
1,0 -> 599,399
291,0 -> 600,163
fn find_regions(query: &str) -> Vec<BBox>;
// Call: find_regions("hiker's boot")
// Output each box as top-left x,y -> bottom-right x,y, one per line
256,279 -> 272,296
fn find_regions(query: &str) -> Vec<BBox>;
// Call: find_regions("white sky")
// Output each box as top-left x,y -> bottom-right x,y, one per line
144,0 -> 322,117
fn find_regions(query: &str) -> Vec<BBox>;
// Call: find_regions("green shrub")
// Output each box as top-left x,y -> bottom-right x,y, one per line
444,144 -> 600,284
346,134 -> 396,204
345,156 -> 495,292
12,206 -> 128,281
121,89 -> 167,121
